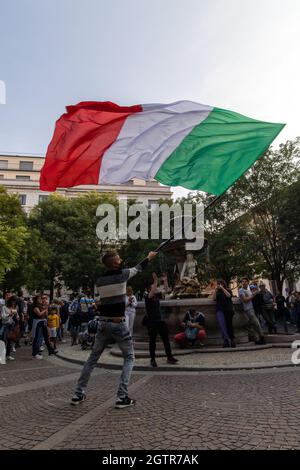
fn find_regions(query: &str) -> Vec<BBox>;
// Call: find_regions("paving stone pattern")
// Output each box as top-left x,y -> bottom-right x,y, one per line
1,346 -> 300,450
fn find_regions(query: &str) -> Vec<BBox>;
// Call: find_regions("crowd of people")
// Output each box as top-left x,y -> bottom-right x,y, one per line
0,284 -> 152,364
0,290 -> 98,363
1,277 -> 300,365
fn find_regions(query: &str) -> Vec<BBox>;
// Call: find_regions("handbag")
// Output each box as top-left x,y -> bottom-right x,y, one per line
7,325 -> 21,342
0,340 -> 6,365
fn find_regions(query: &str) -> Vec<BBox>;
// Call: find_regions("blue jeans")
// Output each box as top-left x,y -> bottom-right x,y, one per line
75,320 -> 134,400
0,324 -> 12,357
217,310 -> 230,341
32,320 -> 52,356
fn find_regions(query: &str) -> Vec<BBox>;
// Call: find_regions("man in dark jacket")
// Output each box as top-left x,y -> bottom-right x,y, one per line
145,272 -> 178,368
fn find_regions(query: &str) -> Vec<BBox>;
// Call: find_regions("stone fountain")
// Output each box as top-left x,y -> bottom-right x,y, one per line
134,238 -> 250,346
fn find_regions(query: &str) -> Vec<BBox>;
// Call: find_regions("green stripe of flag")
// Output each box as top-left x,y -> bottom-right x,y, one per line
155,107 -> 285,195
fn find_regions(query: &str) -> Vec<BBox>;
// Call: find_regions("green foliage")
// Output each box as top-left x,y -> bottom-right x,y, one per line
27,192 -> 120,292
0,188 -> 29,284
178,138 -> 300,291
278,177 -> 300,282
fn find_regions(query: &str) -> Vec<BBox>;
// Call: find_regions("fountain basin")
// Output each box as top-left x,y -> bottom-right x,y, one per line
134,298 -> 250,346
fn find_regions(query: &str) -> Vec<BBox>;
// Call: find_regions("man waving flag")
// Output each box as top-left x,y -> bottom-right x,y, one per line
40,100 -> 284,195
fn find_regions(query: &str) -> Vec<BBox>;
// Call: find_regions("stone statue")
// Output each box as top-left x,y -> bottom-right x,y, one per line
160,238 -> 208,298
172,252 -> 201,298
180,252 -> 198,280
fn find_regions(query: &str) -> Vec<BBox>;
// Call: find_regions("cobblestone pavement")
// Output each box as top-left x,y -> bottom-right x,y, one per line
1,345 -> 300,450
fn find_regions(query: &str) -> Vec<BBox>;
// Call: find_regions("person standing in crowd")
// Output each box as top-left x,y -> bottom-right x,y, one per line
275,291 -> 290,333
287,290 -> 296,325
0,292 -> 5,310
239,278 -> 265,345
174,308 -> 206,348
25,297 -> 34,346
16,290 -> 25,342
79,294 -> 91,332
249,284 -> 264,326
145,272 -> 178,368
5,296 -> 20,354
0,292 -> 5,354
213,279 -> 236,348
259,283 -> 277,334
69,295 -> 82,346
0,296 -> 18,361
294,292 -> 300,334
135,290 -> 142,301
142,288 -> 148,299
71,250 -> 157,408
22,297 -> 29,338
31,294 -> 55,359
125,286 -> 138,338
59,300 -> 69,343
47,305 -> 60,352
54,300 -> 63,342
87,295 -> 96,322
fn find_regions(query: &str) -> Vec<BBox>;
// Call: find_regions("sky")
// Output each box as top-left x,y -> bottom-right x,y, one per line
0,0 -> 299,198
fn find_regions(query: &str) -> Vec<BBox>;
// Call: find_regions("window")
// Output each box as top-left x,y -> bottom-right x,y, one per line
39,194 -> 48,203
19,161 -> 33,171
148,199 -> 158,208
0,174 -> 4,179
0,160 -> 8,170
19,194 -> 27,206
16,175 -> 30,180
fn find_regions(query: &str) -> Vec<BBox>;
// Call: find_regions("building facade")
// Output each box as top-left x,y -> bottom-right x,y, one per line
0,153 -> 172,211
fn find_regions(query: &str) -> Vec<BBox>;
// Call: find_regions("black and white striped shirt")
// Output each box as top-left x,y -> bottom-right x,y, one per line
96,259 -> 148,317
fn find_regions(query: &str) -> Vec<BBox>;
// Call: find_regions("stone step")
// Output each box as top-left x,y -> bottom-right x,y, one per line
264,333 -> 300,343
110,342 -> 276,358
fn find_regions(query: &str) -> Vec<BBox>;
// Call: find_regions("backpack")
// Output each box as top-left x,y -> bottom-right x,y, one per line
69,300 -> 81,315
80,298 -> 89,313
185,312 -> 200,341
88,317 -> 100,334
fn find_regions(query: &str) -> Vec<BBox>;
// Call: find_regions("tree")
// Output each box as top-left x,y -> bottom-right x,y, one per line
27,191 -> 120,297
0,188 -> 29,285
199,220 -> 260,285
179,138 -> 300,291
278,177 -> 300,286
4,228 -> 53,292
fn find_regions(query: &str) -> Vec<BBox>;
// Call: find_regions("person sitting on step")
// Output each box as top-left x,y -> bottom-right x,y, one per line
174,309 -> 206,348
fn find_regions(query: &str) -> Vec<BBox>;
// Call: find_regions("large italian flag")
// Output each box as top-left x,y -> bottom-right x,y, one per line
40,100 -> 284,195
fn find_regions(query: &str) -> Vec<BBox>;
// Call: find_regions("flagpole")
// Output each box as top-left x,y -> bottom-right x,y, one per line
123,193 -> 224,268
153,194 -> 223,254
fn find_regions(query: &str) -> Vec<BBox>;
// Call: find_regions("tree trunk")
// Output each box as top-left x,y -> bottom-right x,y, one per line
274,274 -> 284,294
49,277 -> 54,301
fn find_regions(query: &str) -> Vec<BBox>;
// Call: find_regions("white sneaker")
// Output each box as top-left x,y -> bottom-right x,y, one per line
12,347 -> 16,353
39,346 -> 44,351
61,340 -> 67,343
7,356 -> 15,361
32,354 -> 43,360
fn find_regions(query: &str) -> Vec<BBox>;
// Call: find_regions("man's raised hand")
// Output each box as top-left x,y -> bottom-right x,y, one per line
147,251 -> 157,261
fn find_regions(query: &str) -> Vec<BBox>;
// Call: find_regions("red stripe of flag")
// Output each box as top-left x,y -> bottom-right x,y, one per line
40,101 -> 142,191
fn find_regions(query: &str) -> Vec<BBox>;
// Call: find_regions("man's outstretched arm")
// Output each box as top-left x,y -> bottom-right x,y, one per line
126,251 -> 157,280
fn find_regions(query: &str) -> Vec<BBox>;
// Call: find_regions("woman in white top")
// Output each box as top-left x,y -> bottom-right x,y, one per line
1,297 -> 19,361
125,286 -> 138,338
